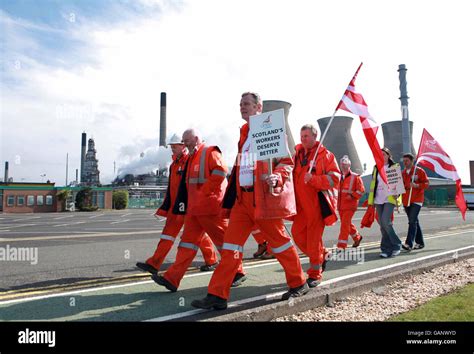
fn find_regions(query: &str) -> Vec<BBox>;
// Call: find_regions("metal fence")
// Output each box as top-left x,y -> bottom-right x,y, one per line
128,197 -> 163,209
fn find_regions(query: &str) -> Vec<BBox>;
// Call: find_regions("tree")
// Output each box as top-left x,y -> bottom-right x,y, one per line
113,190 -> 129,210
75,187 -> 98,212
56,189 -> 71,212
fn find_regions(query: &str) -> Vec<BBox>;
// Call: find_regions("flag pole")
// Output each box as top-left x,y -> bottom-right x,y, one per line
407,129 -> 425,206
308,62 -> 363,174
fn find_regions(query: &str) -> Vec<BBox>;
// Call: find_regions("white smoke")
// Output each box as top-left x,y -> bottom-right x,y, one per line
117,138 -> 172,177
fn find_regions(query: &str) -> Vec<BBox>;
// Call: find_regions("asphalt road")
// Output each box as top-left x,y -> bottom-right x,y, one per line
0,208 -> 473,294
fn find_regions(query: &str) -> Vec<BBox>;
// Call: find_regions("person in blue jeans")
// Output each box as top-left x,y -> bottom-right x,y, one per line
401,153 -> 429,250
367,147 -> 402,258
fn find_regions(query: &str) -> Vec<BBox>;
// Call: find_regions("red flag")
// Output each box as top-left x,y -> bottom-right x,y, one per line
416,128 -> 467,220
336,63 -> 387,184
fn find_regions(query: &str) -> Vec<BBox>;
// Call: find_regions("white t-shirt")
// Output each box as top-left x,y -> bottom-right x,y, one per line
239,136 -> 255,187
374,165 -> 389,205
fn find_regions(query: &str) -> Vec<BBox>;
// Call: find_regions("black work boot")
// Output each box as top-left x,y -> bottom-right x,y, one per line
151,274 -> 177,292
306,278 -> 321,288
136,262 -> 158,275
281,282 -> 310,301
200,262 -> 219,272
191,294 -> 228,310
231,273 -> 247,287
253,243 -> 267,258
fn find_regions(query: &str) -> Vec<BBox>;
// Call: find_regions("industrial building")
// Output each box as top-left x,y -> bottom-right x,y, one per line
0,182 -> 112,213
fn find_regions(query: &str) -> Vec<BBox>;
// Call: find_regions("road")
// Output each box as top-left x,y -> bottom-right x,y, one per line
0,208 -> 472,321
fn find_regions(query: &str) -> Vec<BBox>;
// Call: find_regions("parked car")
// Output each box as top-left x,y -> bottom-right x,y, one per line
462,187 -> 474,210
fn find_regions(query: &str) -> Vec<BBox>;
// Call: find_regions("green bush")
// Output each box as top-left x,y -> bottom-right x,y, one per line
56,189 -> 71,211
113,190 -> 129,210
76,187 -> 93,211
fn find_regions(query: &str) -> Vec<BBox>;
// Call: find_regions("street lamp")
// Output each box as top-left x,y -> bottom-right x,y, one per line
40,174 -> 46,183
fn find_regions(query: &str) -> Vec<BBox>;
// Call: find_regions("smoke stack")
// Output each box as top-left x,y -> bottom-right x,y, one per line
80,132 -> 86,183
381,121 -> 416,163
4,161 -> 9,183
76,169 -> 79,184
160,92 -> 167,147
470,161 -> 474,186
317,116 -> 363,174
262,100 -> 296,155
398,64 -> 411,161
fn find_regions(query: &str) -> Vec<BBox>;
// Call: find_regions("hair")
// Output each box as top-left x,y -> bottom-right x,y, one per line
403,153 -> 415,161
300,124 -> 318,137
241,92 -> 262,105
340,155 -> 351,165
381,147 -> 395,166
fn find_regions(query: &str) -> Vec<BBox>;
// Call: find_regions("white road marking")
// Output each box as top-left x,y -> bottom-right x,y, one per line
53,215 -> 74,220
146,244 -> 474,322
0,234 -> 471,309
0,224 -> 36,230
0,230 -> 160,242
121,213 -> 132,218
89,214 -> 104,219
111,219 -> 130,224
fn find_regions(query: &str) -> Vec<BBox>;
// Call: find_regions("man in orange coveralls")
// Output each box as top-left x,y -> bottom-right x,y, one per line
292,124 -> 341,288
191,92 -> 308,310
136,134 -> 219,275
336,155 -> 365,250
151,129 -> 245,292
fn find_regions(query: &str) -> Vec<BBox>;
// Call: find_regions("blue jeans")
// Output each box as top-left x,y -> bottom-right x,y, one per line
404,204 -> 424,248
375,203 -> 401,254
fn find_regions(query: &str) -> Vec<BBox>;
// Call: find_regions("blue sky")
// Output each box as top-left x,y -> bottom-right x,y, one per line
1,0 -> 473,185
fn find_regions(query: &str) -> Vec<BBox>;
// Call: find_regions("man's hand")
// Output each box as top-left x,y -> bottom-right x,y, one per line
411,182 -> 419,188
266,174 -> 280,187
304,172 -> 313,184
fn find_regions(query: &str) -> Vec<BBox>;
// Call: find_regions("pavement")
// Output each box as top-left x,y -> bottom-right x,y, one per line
0,208 -> 472,321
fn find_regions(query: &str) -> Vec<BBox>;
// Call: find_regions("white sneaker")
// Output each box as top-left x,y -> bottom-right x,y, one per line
380,253 -> 389,258
391,250 -> 401,257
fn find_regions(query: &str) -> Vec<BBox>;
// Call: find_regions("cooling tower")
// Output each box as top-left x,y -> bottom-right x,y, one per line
80,132 -> 86,183
160,92 -> 167,147
381,120 -> 416,163
262,100 -> 296,155
317,116 -> 363,174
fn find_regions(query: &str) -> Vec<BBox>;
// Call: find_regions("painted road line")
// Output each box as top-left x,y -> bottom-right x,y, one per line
53,215 -> 74,220
1,232 -> 471,308
0,229 -> 161,242
146,245 -> 474,322
121,213 -> 132,218
89,214 -> 104,219
111,219 -> 131,224
0,224 -> 36,230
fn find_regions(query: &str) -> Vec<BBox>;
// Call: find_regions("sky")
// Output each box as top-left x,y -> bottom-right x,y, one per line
1,0 -> 473,185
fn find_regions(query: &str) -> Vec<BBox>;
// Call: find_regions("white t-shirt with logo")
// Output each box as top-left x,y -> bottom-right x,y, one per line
239,136 -> 255,187
374,165 -> 390,205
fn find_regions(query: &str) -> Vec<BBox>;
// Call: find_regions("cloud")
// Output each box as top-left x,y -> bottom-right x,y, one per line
1,0 -> 473,185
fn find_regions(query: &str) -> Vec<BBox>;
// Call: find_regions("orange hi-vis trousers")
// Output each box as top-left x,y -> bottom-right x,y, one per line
337,209 -> 360,249
162,214 -> 243,289
291,210 -> 326,281
146,214 -> 218,271
207,191 -> 306,300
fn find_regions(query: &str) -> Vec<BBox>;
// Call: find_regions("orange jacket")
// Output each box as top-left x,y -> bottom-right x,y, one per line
402,166 -> 429,206
185,143 -> 228,216
222,123 -> 296,219
293,143 -> 341,226
338,170 -> 365,211
156,152 -> 189,217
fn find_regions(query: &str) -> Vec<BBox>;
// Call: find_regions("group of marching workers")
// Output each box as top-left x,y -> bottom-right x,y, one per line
135,92 -> 429,310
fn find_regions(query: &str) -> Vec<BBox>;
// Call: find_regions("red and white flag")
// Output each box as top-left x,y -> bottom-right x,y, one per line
416,129 -> 467,220
336,63 -> 387,184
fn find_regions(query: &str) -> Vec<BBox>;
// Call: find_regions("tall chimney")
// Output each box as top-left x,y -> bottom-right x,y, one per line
160,92 -> 167,147
317,116 -> 363,174
4,161 -> 9,183
75,169 -> 79,184
262,100 -> 296,155
470,161 -> 474,186
398,64 -> 411,162
80,132 -> 87,183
